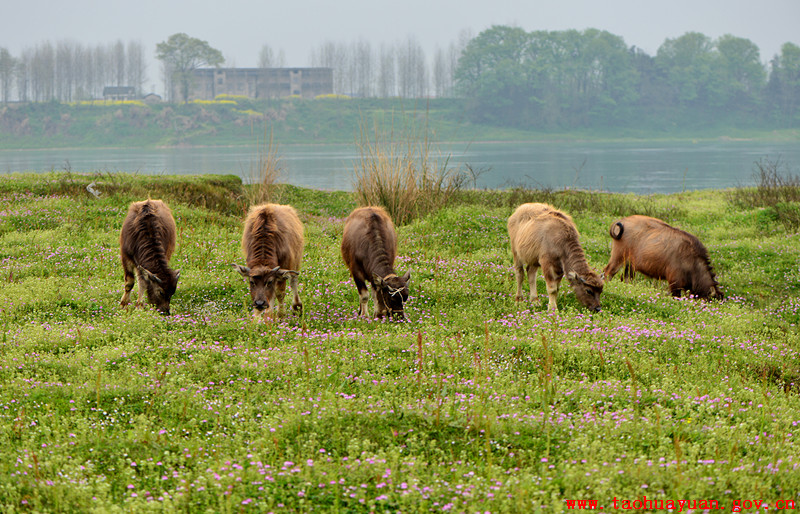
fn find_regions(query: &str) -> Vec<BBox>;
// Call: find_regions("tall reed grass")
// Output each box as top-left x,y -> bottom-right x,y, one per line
727,157 -> 800,231
246,128 -> 282,206
353,114 -> 467,225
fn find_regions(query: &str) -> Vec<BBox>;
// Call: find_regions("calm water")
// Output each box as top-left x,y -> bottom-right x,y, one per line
1,140 -> 798,194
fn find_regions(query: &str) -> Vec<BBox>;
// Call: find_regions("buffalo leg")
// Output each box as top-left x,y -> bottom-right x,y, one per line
275,280 -> 287,314
354,278 -> 370,317
513,258 -> 526,301
541,262 -> 561,312
120,256 -> 136,307
526,265 -> 539,303
622,263 -> 636,282
603,251 -> 626,280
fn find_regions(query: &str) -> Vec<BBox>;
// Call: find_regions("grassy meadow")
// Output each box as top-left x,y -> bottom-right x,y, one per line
1,172 -> 800,512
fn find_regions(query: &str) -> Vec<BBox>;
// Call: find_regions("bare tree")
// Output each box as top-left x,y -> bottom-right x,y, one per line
433,47 -> 448,97
94,45 -> 112,98
397,36 -> 427,98
73,43 -> 91,100
112,40 -> 126,87
16,49 -> 31,102
260,44 -> 288,68
258,45 -> 275,68
31,42 -> 55,101
377,43 -> 396,97
354,39 -> 374,97
311,41 -> 348,94
55,40 -> 78,101
0,47 -> 16,103
127,40 -> 146,94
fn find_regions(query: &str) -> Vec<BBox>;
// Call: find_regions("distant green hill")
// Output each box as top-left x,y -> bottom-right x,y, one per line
0,97 -> 796,149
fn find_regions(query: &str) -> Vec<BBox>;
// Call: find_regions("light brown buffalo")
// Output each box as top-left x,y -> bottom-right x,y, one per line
120,199 -> 180,315
508,203 -> 604,312
233,203 -> 304,318
341,206 -> 410,319
603,215 -> 722,299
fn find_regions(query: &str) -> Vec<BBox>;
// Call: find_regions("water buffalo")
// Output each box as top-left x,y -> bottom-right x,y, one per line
603,215 -> 722,299
120,199 -> 180,315
341,206 -> 410,319
508,203 -> 604,312
233,203 -> 304,318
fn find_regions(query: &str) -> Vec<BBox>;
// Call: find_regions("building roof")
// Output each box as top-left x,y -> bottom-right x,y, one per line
103,86 -> 136,94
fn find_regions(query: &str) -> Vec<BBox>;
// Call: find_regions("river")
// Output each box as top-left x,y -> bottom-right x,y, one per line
1,140 -> 798,194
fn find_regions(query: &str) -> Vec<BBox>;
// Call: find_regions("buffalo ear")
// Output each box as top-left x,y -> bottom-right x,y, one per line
175,270 -> 181,282
280,269 -> 300,278
373,273 -> 385,288
138,265 -> 162,284
401,270 -> 411,283
232,264 -> 250,278
566,271 -> 587,285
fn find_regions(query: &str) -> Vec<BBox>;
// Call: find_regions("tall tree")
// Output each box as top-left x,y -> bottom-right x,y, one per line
767,42 -> 800,126
31,42 -> 55,102
455,25 -> 531,125
127,40 -> 146,95
655,32 -> 716,118
377,43 -> 396,97
715,35 -> 765,118
397,36 -> 427,98
354,39 -> 374,97
156,33 -> 224,102
258,44 -> 286,68
311,41 -> 347,94
0,47 -> 16,104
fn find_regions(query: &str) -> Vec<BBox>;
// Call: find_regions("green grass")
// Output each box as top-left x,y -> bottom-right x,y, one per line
1,173 -> 800,512
2,99 -> 798,150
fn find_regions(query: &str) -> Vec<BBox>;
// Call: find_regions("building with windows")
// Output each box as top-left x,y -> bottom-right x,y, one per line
177,68 -> 333,101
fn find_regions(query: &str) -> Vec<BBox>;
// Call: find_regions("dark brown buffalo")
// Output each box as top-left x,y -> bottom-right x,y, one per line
120,199 -> 180,315
233,203 -> 304,318
603,215 -> 723,299
341,206 -> 410,319
508,203 -> 604,312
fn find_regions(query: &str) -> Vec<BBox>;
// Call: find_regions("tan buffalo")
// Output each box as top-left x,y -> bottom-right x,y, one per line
233,204 -> 304,318
120,199 -> 180,315
508,203 -> 604,312
341,206 -> 410,319
603,215 -> 722,299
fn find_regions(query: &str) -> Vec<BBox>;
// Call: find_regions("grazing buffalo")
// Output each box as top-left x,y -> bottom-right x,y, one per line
603,215 -> 723,299
341,206 -> 410,319
120,199 -> 180,315
508,203 -> 604,312
233,204 -> 304,318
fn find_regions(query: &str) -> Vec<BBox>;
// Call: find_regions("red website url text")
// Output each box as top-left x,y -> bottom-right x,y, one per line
565,496 -> 797,511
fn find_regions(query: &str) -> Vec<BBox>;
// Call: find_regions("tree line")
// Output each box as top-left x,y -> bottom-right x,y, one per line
454,26 -> 800,129
307,32 -> 471,98
2,28 -> 799,130
0,40 -> 147,103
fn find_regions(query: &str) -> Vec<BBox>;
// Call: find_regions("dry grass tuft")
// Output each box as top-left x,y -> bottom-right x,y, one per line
246,128 -> 283,206
353,114 -> 467,225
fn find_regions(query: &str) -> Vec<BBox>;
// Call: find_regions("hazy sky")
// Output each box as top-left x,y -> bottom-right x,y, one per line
3,0 -> 799,92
